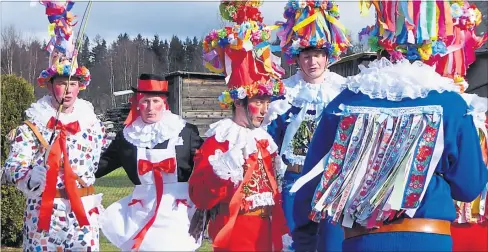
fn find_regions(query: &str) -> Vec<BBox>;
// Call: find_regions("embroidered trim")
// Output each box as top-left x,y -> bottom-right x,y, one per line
282,115 -> 319,166
341,105 -> 443,116
244,192 -> 275,210
308,108 -> 444,228
123,110 -> 186,148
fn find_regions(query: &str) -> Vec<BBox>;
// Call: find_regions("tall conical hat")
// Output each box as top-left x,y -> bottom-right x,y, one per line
37,0 -> 91,89
202,0 -> 286,109
358,0 -> 487,91
277,0 -> 352,64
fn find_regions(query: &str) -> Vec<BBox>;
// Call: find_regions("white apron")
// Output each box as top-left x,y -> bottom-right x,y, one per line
99,138 -> 201,251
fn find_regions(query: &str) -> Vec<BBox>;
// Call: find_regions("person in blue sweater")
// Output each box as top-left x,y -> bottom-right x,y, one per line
264,1 -> 351,250
291,57 -> 488,251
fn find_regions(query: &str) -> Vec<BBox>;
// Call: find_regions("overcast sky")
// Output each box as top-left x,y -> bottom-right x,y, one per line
1,0 -> 375,44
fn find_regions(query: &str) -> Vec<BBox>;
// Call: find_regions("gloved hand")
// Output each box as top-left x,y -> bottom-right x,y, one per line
27,165 -> 48,193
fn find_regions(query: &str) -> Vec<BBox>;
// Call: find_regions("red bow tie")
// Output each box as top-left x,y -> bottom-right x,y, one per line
138,158 -> 176,175
46,116 -> 80,135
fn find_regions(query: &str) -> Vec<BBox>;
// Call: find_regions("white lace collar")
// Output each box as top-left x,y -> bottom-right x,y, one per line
283,70 -> 347,108
123,110 -> 186,148
263,71 -> 346,127
461,93 -> 488,131
346,58 -> 459,101
24,95 -> 99,130
205,118 -> 278,158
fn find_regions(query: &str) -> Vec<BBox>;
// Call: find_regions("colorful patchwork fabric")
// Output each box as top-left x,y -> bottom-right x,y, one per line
22,195 -> 103,252
309,105 -> 444,228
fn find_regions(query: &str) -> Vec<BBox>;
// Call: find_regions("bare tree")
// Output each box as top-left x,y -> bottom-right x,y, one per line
1,25 -> 22,75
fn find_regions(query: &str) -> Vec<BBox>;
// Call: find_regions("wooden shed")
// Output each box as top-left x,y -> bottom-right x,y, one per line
465,49 -> 488,97
164,71 -> 231,137
328,52 -> 378,76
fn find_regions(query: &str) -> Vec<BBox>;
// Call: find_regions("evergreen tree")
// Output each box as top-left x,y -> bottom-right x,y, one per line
169,35 -> 184,72
78,35 -> 91,67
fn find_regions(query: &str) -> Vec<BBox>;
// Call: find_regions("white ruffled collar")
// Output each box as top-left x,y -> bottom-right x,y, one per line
123,110 -> 186,148
461,93 -> 488,131
283,70 -> 347,108
205,118 -> 278,158
263,71 -> 346,127
346,58 -> 459,101
24,95 -> 99,130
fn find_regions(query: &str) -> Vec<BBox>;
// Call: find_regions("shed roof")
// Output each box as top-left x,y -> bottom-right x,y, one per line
164,71 -> 225,80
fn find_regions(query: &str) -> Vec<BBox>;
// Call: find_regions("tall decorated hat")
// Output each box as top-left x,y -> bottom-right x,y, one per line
277,0 -> 352,64
37,0 -> 91,89
358,0 -> 487,91
202,0 -> 286,109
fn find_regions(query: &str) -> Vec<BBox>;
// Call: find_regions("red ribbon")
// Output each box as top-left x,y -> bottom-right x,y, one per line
131,157 -> 176,251
88,207 -> 99,216
175,199 -> 190,208
128,199 -> 144,207
38,117 -> 88,231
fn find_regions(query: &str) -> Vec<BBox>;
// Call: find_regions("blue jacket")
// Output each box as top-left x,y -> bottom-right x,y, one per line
292,89 -> 488,251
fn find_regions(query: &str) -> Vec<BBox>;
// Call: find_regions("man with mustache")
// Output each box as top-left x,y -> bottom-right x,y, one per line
2,1 -> 106,250
188,1 -> 288,251
264,1 -> 351,251
94,73 -> 203,251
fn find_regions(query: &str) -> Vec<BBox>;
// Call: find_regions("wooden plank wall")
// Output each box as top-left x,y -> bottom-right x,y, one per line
180,77 -> 232,136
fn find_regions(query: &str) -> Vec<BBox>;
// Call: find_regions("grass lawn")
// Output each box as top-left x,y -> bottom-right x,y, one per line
95,168 -> 213,251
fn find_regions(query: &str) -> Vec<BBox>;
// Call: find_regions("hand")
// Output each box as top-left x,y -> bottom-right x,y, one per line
28,165 -> 47,192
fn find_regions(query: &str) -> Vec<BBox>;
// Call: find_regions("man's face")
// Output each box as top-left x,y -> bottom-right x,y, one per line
138,94 -> 167,124
49,76 -> 80,108
237,95 -> 271,128
297,49 -> 329,80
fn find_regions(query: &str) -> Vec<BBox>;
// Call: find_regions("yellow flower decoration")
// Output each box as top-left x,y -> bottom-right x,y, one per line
418,43 -> 433,61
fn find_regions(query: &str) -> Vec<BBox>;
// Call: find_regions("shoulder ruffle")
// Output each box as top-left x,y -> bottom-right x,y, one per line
461,93 -> 488,131
205,118 -> 278,158
346,58 -> 459,101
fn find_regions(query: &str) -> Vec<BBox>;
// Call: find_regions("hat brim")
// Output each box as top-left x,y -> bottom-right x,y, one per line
130,86 -> 169,95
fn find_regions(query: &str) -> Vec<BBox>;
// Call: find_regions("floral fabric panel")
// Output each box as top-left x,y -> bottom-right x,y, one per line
241,158 -> 275,211
291,119 -> 318,157
309,105 -> 444,229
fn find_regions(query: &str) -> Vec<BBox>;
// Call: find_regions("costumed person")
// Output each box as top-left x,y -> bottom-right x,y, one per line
452,93 -> 488,252
187,1 -> 289,251
290,1 -> 488,251
94,73 -> 204,251
2,1 -> 106,251
264,1 -> 351,250
357,1 -> 488,250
